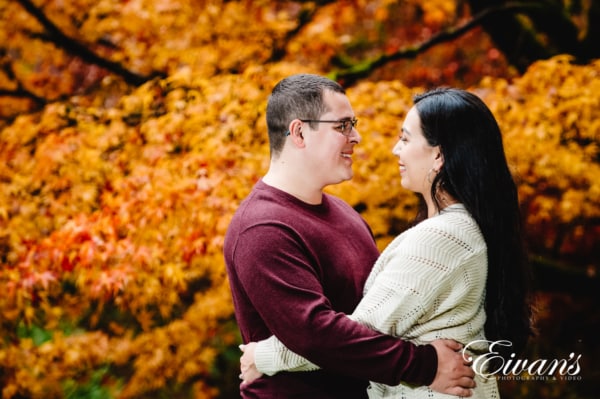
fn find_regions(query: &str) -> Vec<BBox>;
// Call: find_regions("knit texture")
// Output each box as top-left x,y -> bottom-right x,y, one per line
254,204 -> 500,398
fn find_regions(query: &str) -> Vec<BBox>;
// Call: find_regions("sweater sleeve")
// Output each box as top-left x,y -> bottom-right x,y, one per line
255,335 -> 320,375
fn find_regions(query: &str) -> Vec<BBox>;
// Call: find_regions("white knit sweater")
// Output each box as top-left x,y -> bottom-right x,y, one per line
254,204 -> 499,398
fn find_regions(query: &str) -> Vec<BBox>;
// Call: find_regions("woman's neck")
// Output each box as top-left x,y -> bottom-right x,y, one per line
425,190 -> 458,218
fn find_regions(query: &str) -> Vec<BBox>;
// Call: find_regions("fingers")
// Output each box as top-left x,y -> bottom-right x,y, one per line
458,376 -> 477,389
441,339 -> 462,351
239,343 -> 263,384
429,339 -> 478,396
447,387 -> 473,397
457,360 -> 475,377
463,364 -> 475,379
455,363 -> 475,388
432,375 -> 475,397
239,366 -> 263,384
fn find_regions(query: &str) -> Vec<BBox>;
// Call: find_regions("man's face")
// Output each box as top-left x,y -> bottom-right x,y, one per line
301,90 -> 361,189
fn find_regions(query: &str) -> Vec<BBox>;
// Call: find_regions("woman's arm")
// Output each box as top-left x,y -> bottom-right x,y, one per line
251,334 -> 320,376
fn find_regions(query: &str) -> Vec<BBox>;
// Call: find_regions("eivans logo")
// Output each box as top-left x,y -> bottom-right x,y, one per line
462,340 -> 582,380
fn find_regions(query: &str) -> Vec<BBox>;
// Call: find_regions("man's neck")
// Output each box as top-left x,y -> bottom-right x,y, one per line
263,169 -> 324,205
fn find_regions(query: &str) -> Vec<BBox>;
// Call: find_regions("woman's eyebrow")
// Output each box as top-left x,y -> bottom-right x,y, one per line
401,126 -> 412,135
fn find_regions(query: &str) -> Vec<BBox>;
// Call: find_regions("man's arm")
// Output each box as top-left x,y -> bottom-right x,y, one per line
232,224 -> 437,386
241,338 -> 475,396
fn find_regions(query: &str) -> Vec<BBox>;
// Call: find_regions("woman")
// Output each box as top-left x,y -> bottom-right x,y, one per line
240,88 -> 533,398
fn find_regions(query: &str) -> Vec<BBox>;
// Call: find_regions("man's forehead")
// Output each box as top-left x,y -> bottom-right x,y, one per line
322,90 -> 353,115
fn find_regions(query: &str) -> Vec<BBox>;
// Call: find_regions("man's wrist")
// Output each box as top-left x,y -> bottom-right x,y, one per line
405,343 -> 438,386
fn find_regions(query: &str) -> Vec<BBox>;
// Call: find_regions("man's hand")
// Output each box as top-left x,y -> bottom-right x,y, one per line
429,339 -> 476,397
240,343 -> 263,384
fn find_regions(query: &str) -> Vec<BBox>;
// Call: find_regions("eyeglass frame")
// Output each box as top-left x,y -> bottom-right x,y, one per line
284,118 -> 358,137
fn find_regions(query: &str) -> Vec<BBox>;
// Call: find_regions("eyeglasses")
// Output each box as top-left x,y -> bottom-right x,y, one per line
284,118 -> 358,137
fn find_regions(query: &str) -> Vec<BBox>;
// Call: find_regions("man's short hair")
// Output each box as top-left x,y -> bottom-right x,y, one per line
266,74 -> 345,156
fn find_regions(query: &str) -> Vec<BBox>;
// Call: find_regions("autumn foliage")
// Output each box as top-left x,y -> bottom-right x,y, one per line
0,0 -> 598,398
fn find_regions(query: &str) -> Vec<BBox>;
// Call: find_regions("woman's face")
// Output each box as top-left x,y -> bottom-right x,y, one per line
392,106 -> 441,196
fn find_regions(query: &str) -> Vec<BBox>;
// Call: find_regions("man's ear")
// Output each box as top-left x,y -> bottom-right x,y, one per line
289,119 -> 305,147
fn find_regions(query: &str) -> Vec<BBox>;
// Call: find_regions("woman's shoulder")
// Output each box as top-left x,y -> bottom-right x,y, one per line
424,204 -> 478,229
405,204 -> 485,249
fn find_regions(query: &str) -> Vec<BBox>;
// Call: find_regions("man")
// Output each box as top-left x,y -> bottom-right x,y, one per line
224,74 -> 475,398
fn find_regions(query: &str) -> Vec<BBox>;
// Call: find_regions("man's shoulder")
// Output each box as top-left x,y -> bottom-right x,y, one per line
323,192 -> 352,208
232,186 -> 295,224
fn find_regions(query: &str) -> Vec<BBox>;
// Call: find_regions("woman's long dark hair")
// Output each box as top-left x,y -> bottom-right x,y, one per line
412,88 -> 534,363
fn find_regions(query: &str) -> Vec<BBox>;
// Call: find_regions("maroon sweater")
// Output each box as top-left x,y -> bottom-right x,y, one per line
224,180 -> 436,398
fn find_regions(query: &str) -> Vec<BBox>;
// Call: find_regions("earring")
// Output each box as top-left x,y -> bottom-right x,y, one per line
427,168 -> 438,183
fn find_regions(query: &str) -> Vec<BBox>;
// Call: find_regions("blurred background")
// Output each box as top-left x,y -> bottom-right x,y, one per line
0,0 -> 598,398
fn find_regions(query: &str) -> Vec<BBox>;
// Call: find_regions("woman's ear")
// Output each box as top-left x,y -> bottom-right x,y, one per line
433,147 -> 444,171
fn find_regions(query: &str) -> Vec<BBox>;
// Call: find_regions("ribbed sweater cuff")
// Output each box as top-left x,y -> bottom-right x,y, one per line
254,341 -> 278,376
405,343 -> 438,386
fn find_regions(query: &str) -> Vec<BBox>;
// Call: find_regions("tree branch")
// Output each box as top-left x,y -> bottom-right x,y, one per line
330,2 -> 545,85
0,48 -> 46,105
268,0 -> 336,63
16,0 -> 164,86
0,88 -> 46,105
469,0 -> 582,72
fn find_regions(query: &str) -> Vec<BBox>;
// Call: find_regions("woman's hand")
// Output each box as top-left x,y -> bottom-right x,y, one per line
240,342 -> 263,384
